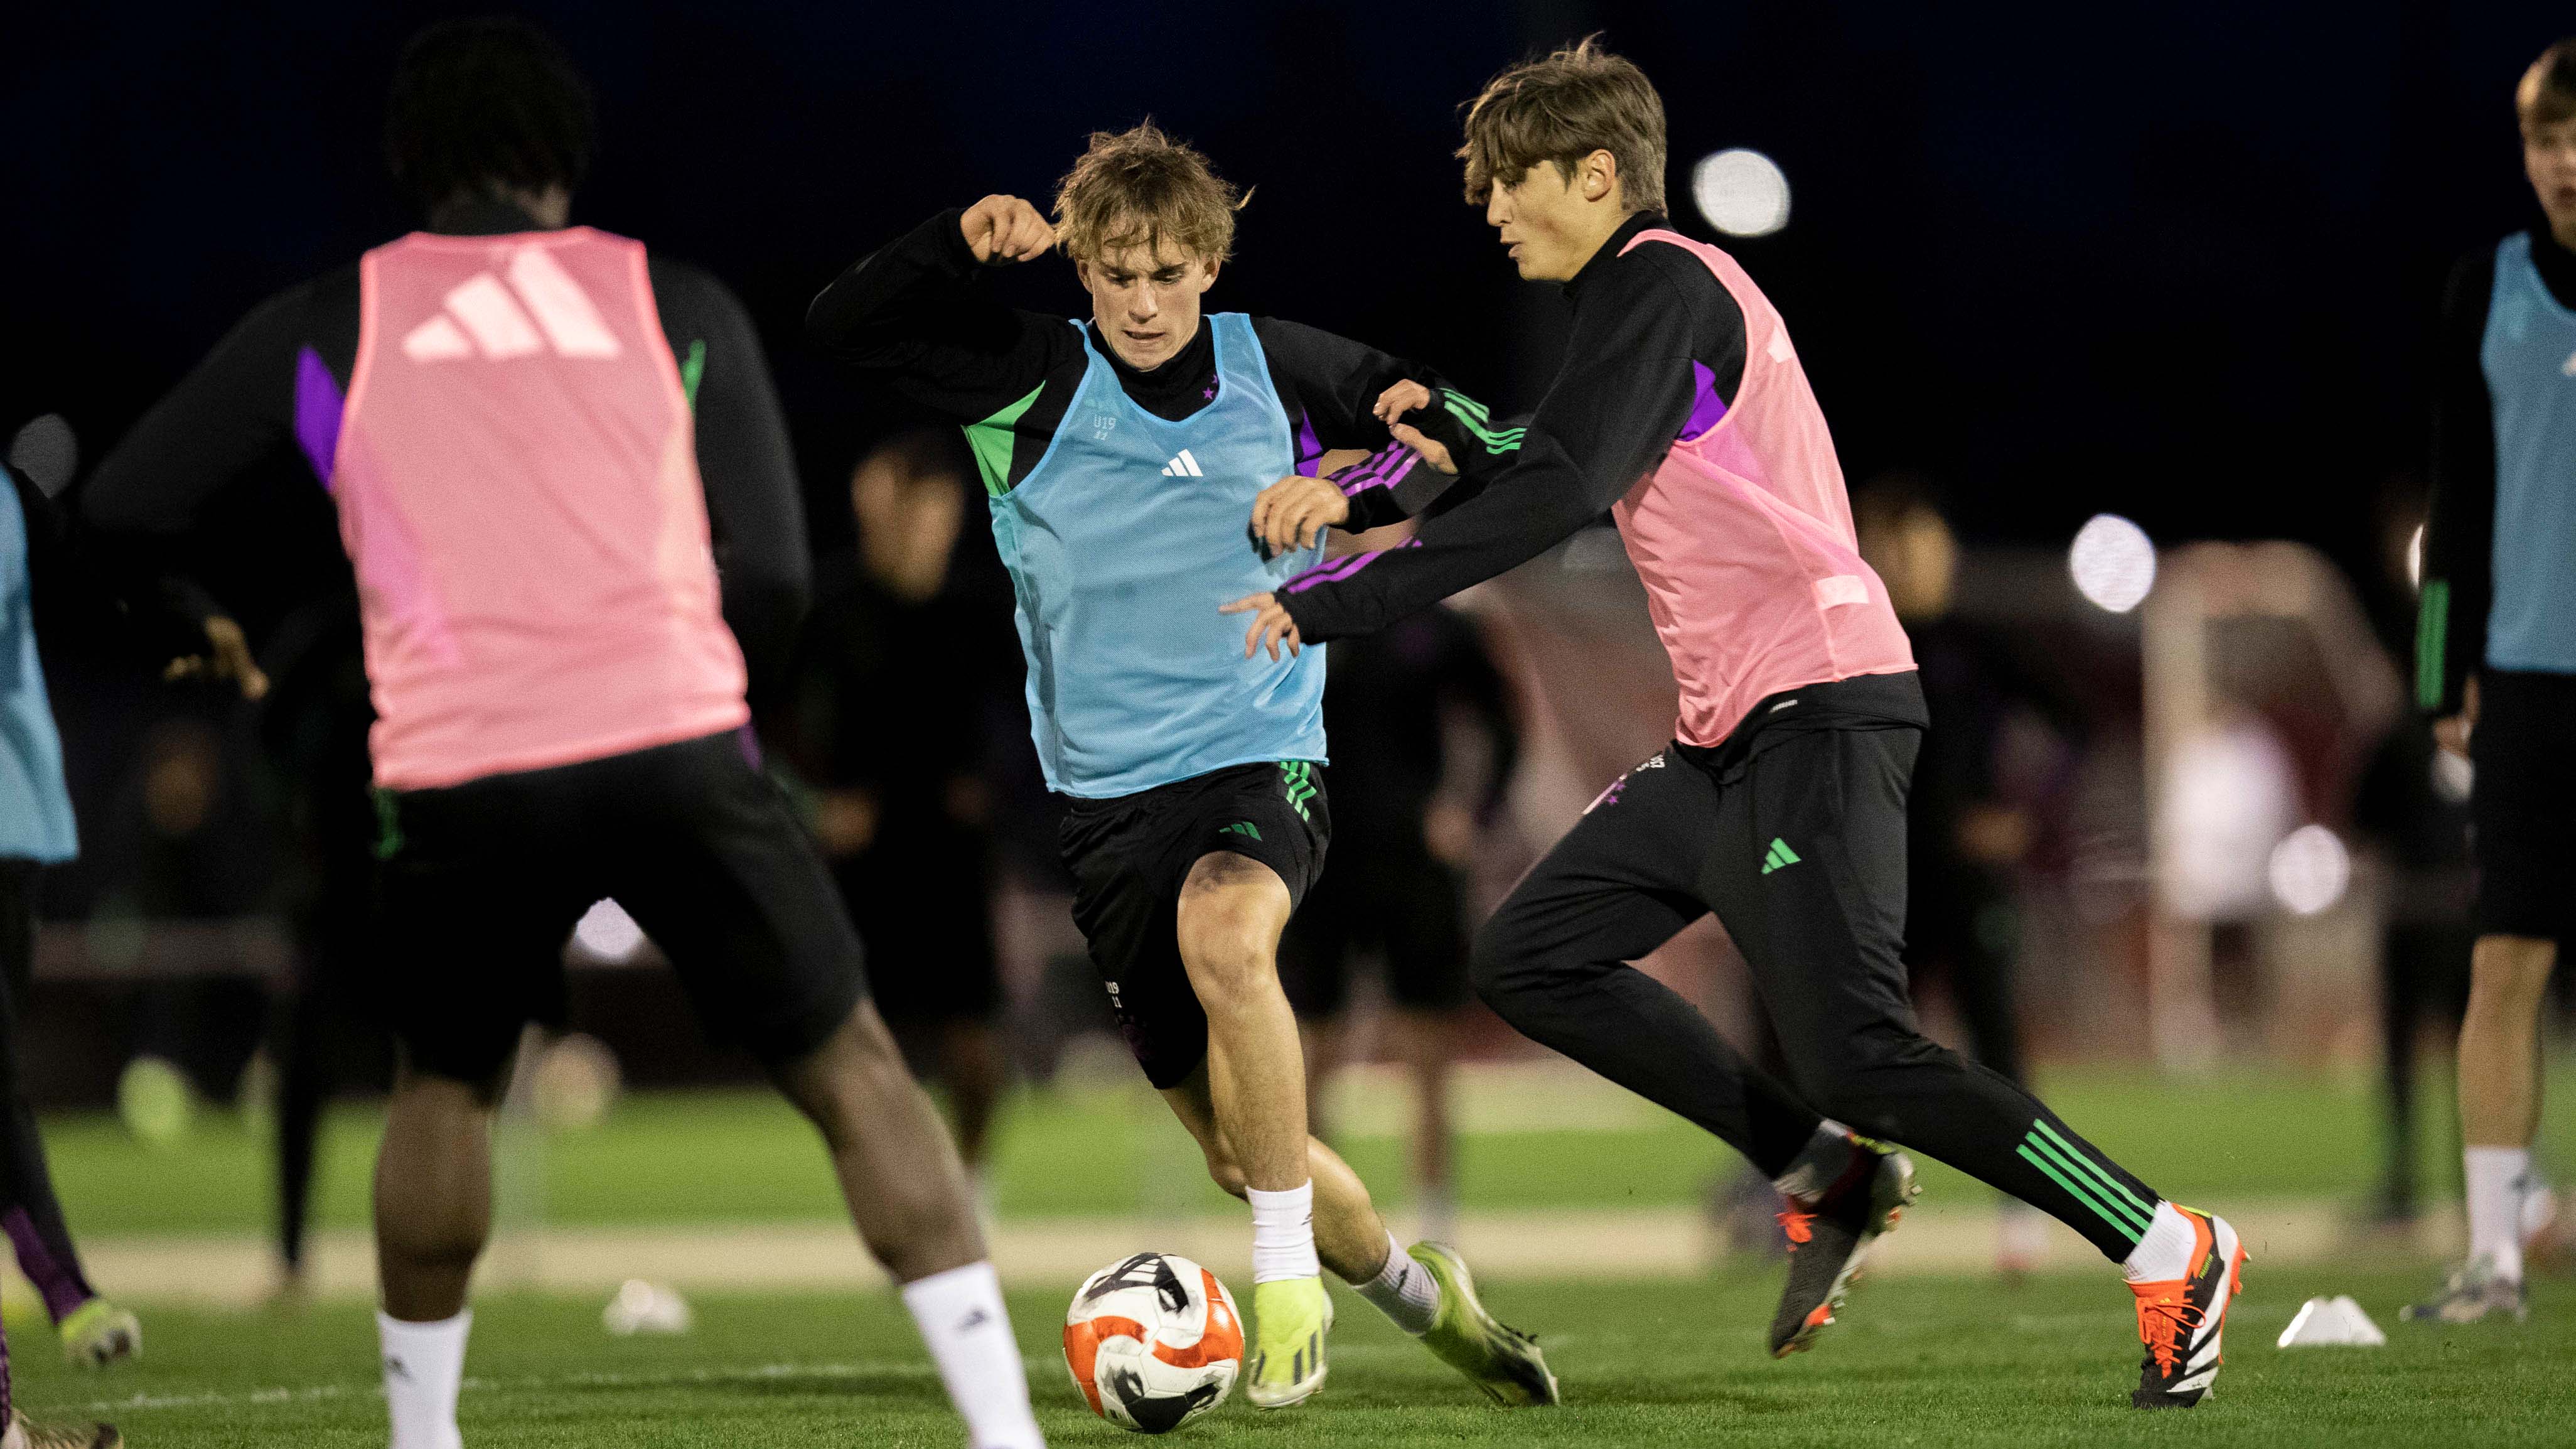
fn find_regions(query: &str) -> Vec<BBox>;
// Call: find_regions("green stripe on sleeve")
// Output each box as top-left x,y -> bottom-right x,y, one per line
1441,392 -> 1526,453
678,338 -> 707,408
2415,578 -> 2450,710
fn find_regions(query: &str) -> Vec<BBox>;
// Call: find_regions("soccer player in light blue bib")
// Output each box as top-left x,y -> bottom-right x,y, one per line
812,124 -> 1555,1411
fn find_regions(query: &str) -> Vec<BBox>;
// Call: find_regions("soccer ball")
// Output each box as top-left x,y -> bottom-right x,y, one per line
1063,1252 -> 1243,1433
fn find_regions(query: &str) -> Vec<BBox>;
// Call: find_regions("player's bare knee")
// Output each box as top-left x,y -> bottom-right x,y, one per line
2469,935 -> 2557,1009
1177,863 -> 1287,999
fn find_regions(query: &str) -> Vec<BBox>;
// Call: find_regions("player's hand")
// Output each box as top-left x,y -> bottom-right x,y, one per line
1250,475 -> 1351,555
2435,674 -> 2479,760
1374,380 -> 1433,425
1371,380 -> 1459,475
162,615 -> 269,701
1221,591 -> 1304,660
960,195 -> 1055,265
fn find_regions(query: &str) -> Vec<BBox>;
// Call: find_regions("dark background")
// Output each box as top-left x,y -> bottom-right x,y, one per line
8,1 -> 2565,570
1,0 -> 2558,1102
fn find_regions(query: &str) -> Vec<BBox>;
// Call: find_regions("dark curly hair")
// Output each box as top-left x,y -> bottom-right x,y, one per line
385,17 -> 596,213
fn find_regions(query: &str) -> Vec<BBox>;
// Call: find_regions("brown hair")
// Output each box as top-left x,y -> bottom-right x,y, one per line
1053,122 -> 1245,266
2520,39 -> 2576,129
1457,35 -> 1666,215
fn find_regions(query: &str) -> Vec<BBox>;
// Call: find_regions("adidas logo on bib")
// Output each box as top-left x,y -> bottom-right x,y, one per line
1160,449 -> 1205,478
402,246 -> 623,362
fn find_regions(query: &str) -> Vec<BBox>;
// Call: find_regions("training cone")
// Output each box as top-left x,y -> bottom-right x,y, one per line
2276,1295 -> 2386,1348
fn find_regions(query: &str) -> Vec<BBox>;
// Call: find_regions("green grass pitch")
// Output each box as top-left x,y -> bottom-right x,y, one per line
13,1268 -> 2572,1446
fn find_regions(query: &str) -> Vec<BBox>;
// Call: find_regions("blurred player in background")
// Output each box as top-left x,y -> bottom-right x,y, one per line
810,125 -> 1556,1410
786,432 -> 1014,1186
1279,573 -> 1518,1246
3,450 -> 133,1448
2408,36 -> 2576,1327
1852,479 -> 2053,1274
80,20 -> 1045,1448
1232,38 -> 2243,1407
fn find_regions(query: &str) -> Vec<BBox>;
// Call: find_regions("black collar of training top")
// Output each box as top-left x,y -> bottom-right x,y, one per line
1563,211 -> 1672,301
1086,313 -> 1220,415
423,195 -> 550,237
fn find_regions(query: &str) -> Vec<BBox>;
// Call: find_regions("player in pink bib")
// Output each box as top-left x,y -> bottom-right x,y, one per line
80,21 -> 1043,1449
1227,39 -> 2243,1409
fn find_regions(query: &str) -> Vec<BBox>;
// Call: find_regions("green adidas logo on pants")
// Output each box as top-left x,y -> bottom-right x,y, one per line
1760,838 -> 1801,875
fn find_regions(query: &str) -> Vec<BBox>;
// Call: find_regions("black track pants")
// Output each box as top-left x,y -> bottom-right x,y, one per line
1471,726 -> 2164,1261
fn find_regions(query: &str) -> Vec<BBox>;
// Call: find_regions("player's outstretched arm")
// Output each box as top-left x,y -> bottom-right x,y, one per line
1235,246 -> 1723,651
805,202 -> 1070,423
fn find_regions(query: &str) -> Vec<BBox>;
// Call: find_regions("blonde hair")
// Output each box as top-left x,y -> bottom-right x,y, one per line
1457,35 -> 1666,215
1053,122 -> 1245,265
2519,39 -> 2576,129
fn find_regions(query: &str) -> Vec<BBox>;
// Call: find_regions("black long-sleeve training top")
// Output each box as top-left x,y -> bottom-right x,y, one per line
806,206 -> 1452,513
80,198 -> 812,703
1277,210 -> 1748,642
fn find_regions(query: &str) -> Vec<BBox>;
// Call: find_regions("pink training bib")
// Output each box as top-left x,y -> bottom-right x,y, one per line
332,227 -> 748,790
1613,230 -> 1917,747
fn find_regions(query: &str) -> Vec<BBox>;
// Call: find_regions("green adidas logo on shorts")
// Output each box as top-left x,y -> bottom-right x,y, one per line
1220,821 -> 1263,842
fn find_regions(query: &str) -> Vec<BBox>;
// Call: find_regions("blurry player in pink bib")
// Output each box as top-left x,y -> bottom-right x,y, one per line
1226,36 -> 2243,1409
82,20 -> 1043,1449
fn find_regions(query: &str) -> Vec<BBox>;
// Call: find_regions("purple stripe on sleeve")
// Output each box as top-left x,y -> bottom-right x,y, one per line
5,1206 -> 95,1320
1284,537 -> 1420,593
1677,358 -> 1728,443
294,345 -> 345,492
1336,444 -> 1419,497
1294,409 -> 1323,473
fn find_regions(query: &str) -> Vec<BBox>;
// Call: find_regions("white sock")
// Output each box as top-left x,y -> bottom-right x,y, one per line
1351,1229 -> 1439,1335
2121,1201 -> 2199,1283
2466,1146 -> 2531,1284
1248,1182 -> 1321,1283
1771,1120 -> 1861,1205
899,1261 -> 1044,1449
378,1308 -> 471,1449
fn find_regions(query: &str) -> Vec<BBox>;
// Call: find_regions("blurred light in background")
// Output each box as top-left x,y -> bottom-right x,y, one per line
1692,149 -> 1791,237
574,898 -> 646,963
2407,523 -> 2424,591
2068,514 -> 2156,613
2267,824 -> 2350,916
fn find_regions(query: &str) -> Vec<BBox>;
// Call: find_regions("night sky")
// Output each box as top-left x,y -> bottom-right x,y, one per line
7,0 -> 2567,581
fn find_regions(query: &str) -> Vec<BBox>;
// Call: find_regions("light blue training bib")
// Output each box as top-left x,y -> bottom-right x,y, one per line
987,313 -> 1328,798
2480,232 -> 2576,676
0,480 -> 77,863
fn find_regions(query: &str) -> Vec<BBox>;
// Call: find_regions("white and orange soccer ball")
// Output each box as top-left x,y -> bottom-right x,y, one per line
1063,1252 -> 1244,1433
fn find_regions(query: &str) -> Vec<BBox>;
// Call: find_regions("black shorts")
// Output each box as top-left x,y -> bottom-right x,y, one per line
1279,832 -> 1471,1017
1060,760 -> 1330,1089
2471,670 -> 2576,940
376,729 -> 867,1084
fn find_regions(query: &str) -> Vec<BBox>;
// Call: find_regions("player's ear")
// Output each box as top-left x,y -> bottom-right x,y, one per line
1582,149 -> 1618,205
1196,256 -> 1220,293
